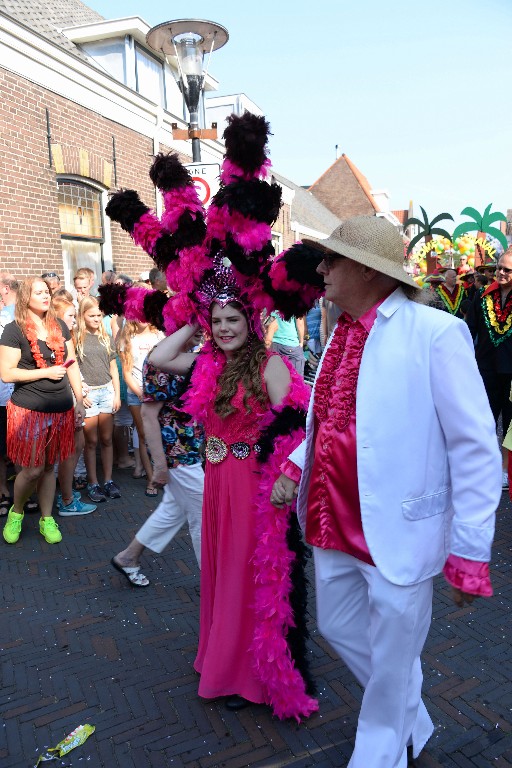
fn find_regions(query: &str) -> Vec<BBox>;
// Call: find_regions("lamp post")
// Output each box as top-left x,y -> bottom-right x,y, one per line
146,19 -> 228,162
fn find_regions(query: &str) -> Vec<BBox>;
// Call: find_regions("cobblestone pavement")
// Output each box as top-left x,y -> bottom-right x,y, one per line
1,470 -> 511,768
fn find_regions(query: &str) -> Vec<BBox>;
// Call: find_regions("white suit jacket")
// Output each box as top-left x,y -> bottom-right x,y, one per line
289,288 -> 501,586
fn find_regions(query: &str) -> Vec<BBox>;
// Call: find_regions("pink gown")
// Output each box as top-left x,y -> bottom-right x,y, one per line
194,381 -> 269,703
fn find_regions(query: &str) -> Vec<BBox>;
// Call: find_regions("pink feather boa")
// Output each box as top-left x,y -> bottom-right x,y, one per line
183,350 -> 318,721
206,204 -> 271,253
162,293 -> 199,336
220,157 -> 271,185
251,362 -> 317,721
132,211 -> 164,256
270,257 -> 323,306
124,285 -> 151,323
161,186 -> 204,234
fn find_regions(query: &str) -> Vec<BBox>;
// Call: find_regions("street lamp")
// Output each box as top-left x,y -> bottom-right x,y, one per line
146,19 -> 229,162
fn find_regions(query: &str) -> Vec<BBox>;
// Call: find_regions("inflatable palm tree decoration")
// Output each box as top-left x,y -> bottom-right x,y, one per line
452,204 -> 508,267
404,206 -> 454,273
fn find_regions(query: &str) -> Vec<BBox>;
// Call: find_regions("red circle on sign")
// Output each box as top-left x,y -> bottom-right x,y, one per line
192,177 -> 211,205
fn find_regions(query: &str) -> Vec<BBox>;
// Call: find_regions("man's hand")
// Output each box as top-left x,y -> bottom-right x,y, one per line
270,474 -> 298,508
451,587 -> 477,607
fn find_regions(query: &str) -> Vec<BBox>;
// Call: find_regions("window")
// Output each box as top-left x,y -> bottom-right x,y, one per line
135,44 -> 166,108
58,180 -> 105,289
82,39 -> 126,84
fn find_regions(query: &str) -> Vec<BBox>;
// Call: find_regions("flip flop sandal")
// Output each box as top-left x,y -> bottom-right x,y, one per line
24,499 -> 40,514
0,495 -> 12,516
132,470 -> 147,479
110,558 -> 150,588
145,486 -> 158,497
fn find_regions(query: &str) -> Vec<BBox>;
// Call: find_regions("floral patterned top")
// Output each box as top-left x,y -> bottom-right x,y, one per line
142,358 -> 204,469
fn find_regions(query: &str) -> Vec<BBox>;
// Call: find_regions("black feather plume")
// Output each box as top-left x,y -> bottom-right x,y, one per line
211,180 -> 282,225
97,283 -> 128,316
278,243 -> 325,289
143,290 -> 170,330
224,235 -> 274,278
105,190 -> 149,233
152,234 -> 180,271
286,516 -> 316,696
256,406 -> 307,464
223,113 -> 271,174
149,152 -> 194,190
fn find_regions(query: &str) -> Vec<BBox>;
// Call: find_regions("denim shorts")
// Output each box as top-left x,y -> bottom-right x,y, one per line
85,382 -> 114,418
126,389 -> 143,407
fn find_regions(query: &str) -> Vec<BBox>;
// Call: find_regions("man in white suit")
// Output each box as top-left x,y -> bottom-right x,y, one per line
271,215 -> 501,768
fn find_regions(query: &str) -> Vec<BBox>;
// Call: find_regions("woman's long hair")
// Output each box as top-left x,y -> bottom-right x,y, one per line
73,296 -> 111,360
15,277 -> 59,335
213,302 -> 268,418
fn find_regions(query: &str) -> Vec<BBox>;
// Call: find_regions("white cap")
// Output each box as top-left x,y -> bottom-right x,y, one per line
139,271 -> 150,281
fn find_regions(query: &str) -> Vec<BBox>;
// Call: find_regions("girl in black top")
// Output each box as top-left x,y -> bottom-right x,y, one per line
0,277 -> 85,545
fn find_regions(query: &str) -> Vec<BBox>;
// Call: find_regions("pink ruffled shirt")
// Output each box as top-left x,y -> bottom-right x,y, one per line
282,302 -> 492,597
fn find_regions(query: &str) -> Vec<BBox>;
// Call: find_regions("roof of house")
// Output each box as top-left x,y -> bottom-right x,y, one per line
0,0 -> 105,60
392,209 -> 409,225
272,170 -> 341,236
308,154 -> 381,220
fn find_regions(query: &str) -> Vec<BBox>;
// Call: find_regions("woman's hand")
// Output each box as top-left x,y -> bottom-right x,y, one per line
83,396 -> 92,409
270,474 -> 298,508
46,365 -> 67,381
112,396 -> 121,414
74,402 -> 86,427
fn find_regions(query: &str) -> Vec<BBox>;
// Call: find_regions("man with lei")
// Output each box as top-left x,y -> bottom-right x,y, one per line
434,268 -> 466,317
466,247 -> 512,487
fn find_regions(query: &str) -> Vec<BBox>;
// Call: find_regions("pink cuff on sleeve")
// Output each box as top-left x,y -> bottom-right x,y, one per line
443,554 -> 493,597
280,459 -> 302,484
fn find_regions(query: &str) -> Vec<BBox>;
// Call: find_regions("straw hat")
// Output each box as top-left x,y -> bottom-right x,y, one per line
302,215 -> 419,290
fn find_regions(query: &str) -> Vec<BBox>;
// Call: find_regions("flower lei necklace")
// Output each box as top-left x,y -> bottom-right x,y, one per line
482,287 -> 512,346
435,283 -> 464,315
25,318 -> 65,368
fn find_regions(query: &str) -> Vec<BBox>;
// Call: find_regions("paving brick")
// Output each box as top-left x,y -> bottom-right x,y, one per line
1,474 -> 511,767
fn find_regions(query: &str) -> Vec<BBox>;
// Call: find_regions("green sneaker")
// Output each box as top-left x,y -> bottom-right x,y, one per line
3,507 -> 24,544
39,516 -> 62,544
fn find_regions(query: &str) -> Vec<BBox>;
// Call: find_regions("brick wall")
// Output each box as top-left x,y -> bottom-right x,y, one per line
0,69 -> 192,282
0,68 -> 293,284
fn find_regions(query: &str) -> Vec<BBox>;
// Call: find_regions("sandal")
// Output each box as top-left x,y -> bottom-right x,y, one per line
145,486 -> 158,497
110,557 -> 150,588
24,499 -> 40,514
0,495 -> 12,516
132,469 -> 147,479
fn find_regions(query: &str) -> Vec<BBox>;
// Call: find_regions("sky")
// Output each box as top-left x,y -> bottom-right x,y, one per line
86,0 -> 512,228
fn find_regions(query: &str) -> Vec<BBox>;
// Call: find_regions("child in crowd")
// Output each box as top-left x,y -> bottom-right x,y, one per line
118,318 -> 164,497
74,297 -> 121,503
51,291 -> 96,516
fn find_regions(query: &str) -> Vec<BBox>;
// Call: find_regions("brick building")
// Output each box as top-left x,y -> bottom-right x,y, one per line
0,0 -> 338,291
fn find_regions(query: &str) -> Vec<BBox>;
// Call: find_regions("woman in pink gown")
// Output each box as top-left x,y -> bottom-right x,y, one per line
151,302 -> 318,721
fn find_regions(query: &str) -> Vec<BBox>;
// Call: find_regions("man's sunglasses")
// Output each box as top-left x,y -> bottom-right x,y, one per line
497,265 -> 512,275
42,272 -> 59,279
321,254 -> 346,270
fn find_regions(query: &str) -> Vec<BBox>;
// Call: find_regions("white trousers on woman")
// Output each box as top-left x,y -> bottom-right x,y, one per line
136,462 -> 204,567
314,547 -> 434,768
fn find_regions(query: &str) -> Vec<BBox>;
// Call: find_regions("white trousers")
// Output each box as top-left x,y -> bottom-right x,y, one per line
136,462 -> 204,567
314,547 -> 434,768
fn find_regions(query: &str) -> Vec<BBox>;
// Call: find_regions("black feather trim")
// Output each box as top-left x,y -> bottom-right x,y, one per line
143,291 -> 170,330
223,113 -> 271,174
152,234 -> 180,271
97,283 -> 128,316
105,190 -> 149,233
149,152 -> 193,190
211,180 -> 282,225
224,235 -> 274,278
172,211 -> 207,249
280,243 -> 325,289
286,515 -> 316,696
256,406 -> 307,465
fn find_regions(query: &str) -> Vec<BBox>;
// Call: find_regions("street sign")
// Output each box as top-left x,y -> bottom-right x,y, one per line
185,163 -> 220,207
